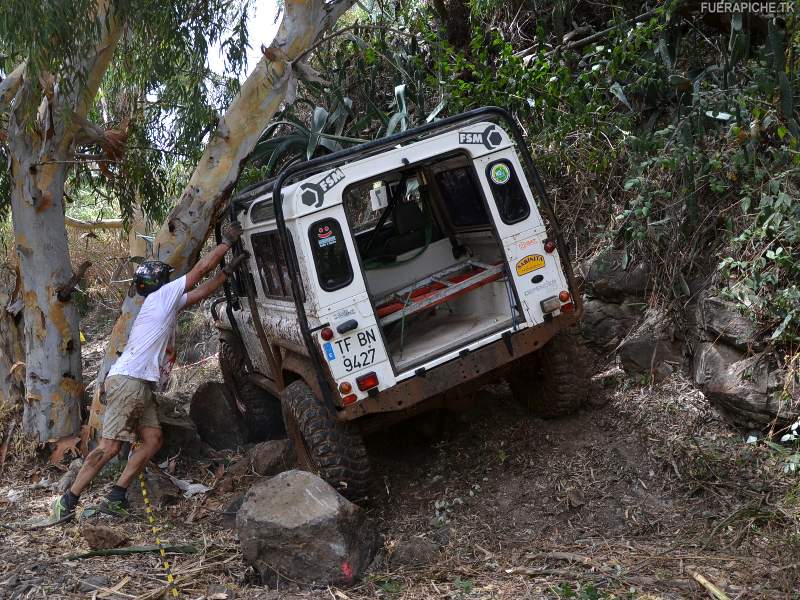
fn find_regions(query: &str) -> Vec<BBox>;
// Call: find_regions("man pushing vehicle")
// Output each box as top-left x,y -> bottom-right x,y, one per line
51,223 -> 248,521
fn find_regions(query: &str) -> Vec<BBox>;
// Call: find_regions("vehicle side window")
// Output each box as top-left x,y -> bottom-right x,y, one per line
435,167 -> 490,228
486,159 -> 530,224
250,230 -> 301,300
308,218 -> 353,292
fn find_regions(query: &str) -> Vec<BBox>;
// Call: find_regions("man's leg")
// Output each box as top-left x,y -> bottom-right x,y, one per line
116,426 -> 163,488
52,437 -> 122,520
69,438 -> 123,496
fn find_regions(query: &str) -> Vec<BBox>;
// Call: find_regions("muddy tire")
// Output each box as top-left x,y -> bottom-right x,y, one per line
218,336 -> 285,441
509,329 -> 590,418
281,380 -> 371,501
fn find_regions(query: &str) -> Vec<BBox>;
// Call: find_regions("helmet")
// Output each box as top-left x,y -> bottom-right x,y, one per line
134,261 -> 173,296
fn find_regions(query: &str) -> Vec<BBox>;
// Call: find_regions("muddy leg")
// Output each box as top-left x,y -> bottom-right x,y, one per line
69,437 -> 123,496
115,427 -> 163,488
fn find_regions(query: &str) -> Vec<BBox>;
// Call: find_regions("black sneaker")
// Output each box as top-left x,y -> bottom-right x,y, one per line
50,495 -> 76,523
96,498 -> 130,518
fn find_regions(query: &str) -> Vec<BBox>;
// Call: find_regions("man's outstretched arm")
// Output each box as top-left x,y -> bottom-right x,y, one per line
183,222 -> 243,291
183,252 -> 250,309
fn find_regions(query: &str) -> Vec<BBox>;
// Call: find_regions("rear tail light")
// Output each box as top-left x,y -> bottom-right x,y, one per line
544,239 -> 556,253
338,382 -> 352,394
342,394 -> 358,406
540,296 -> 561,314
320,327 -> 334,341
559,290 -> 571,302
561,302 -> 575,313
356,372 -> 379,391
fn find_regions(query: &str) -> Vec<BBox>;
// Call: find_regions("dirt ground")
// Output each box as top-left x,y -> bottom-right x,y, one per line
2,349 -> 799,600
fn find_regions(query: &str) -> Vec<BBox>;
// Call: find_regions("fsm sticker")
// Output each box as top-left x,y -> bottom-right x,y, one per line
490,163 -> 511,185
516,254 -> 545,276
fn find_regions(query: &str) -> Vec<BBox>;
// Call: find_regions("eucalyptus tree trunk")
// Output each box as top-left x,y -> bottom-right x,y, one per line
2,1 -> 123,441
89,0 -> 356,435
0,266 -> 25,409
7,132 -> 83,438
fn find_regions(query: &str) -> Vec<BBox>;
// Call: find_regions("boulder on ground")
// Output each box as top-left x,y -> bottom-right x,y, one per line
237,470 -> 379,587
584,250 -> 649,302
190,382 -> 248,450
581,298 -> 644,351
618,308 -> 682,380
127,470 -> 181,509
701,352 -> 797,428
389,537 -> 440,568
232,439 -> 293,478
698,295 -> 759,350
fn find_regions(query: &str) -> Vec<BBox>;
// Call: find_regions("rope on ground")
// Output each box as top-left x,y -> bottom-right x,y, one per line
139,471 -> 180,598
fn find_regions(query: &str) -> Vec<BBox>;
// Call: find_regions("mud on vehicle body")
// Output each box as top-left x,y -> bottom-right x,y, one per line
211,107 -> 591,501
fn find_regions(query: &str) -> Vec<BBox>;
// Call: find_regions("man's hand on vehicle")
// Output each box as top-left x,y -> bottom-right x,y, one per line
223,251 -> 250,276
221,222 -> 243,247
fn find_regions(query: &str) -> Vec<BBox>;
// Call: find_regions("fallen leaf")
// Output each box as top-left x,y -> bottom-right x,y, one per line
48,435 -> 81,465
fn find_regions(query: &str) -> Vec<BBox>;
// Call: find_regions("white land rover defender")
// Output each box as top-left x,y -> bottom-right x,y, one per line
211,107 -> 591,500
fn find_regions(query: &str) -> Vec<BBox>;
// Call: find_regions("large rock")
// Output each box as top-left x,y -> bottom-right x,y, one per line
618,308 -> 682,380
237,470 -> 379,587
698,295 -> 758,350
190,382 -> 248,450
581,298 -> 643,351
585,250 -> 649,302
700,352 -> 797,428
691,342 -> 744,387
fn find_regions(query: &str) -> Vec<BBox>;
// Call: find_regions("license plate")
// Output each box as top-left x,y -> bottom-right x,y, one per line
327,327 -> 378,373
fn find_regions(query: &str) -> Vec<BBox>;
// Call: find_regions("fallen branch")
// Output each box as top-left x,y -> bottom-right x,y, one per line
690,570 -> 731,600
66,544 -> 198,560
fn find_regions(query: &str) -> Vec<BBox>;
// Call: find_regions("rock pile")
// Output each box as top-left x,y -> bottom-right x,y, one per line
580,249 -> 798,427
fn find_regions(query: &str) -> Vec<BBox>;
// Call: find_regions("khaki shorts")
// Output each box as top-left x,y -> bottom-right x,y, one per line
101,375 -> 161,442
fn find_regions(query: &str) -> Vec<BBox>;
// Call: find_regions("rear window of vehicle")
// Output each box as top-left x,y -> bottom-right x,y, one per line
308,218 -> 353,292
435,167 -> 490,228
486,159 -> 530,224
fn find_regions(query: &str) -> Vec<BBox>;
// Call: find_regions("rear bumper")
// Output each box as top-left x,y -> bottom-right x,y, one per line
337,310 -> 580,420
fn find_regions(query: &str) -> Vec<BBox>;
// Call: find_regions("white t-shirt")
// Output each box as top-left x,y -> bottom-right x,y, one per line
108,276 -> 188,383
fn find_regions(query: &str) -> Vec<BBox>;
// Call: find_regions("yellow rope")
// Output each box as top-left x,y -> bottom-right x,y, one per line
138,471 -> 179,598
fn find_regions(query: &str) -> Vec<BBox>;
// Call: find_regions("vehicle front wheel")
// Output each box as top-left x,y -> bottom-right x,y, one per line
281,380 -> 371,501
218,336 -> 285,441
508,329 -> 591,418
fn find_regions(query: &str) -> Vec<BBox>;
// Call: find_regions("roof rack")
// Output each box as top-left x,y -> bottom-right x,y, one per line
231,177 -> 276,212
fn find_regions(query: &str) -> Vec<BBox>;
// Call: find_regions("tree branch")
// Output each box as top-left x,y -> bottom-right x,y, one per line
57,260 -> 92,302
65,216 -> 124,230
0,62 -> 26,110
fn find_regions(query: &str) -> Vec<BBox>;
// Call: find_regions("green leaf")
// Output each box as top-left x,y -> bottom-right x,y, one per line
307,106 -> 330,159
609,82 -> 632,111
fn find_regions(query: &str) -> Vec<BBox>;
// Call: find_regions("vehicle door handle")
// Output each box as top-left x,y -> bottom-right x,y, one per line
336,319 -> 359,334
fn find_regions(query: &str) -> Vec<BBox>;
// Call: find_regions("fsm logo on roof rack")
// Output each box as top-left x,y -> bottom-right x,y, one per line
299,168 -> 345,208
458,125 -> 504,150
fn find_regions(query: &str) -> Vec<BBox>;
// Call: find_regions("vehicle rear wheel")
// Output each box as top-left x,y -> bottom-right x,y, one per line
509,329 -> 591,418
218,336 -> 285,440
281,380 -> 371,502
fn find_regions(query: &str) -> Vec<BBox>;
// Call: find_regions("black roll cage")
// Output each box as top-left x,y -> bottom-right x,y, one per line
229,106 -> 573,411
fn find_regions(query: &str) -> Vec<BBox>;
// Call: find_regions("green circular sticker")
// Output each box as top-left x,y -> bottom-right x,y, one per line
490,163 -> 511,184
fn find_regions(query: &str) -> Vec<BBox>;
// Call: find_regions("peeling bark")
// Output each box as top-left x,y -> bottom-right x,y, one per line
89,0 -> 356,435
0,265 -> 25,410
